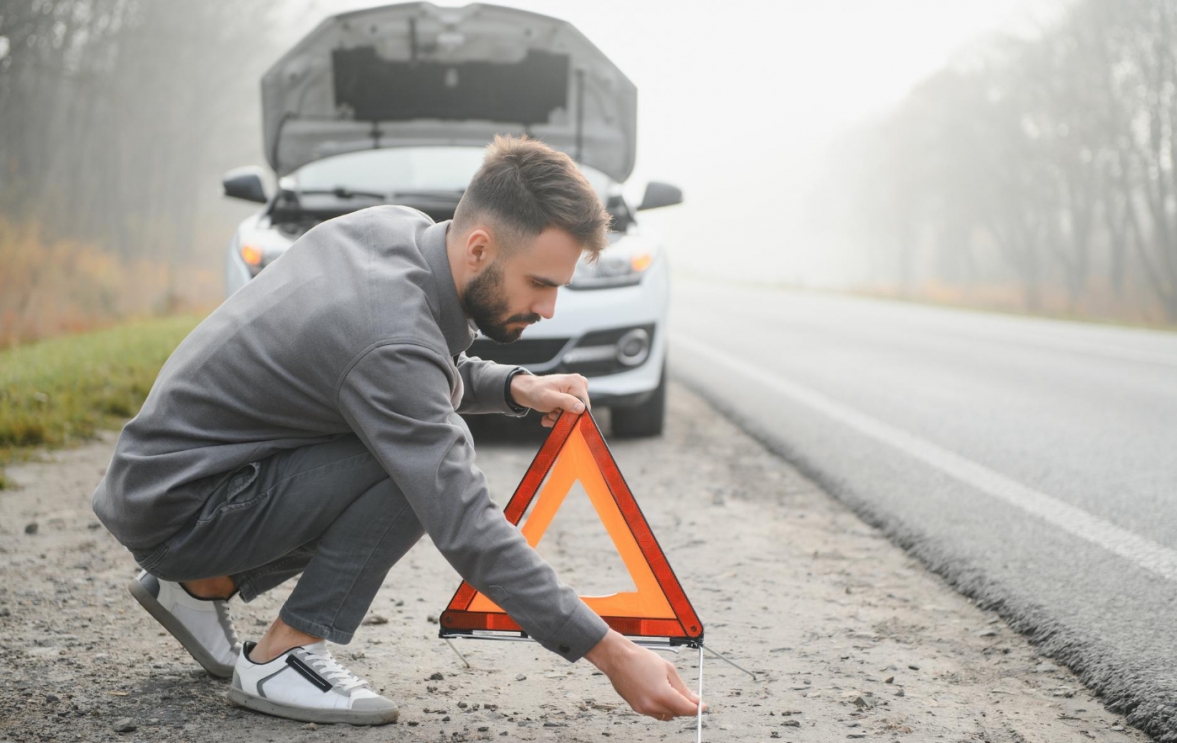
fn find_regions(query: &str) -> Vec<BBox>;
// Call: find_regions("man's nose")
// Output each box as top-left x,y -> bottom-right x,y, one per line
533,295 -> 556,320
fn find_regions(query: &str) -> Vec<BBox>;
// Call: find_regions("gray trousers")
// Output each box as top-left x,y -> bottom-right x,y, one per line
129,430 -> 441,644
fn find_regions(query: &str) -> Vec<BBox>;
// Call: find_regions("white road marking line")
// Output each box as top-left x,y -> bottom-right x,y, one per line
672,333 -> 1177,583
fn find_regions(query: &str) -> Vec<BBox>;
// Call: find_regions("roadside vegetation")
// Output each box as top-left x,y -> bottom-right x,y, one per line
0,315 -> 202,489
828,0 -> 1177,325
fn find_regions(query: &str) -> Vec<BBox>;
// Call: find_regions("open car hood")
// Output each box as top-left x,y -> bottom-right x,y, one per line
262,2 -> 637,182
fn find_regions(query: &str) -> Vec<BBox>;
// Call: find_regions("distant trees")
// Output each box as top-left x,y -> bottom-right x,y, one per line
838,0 -> 1177,323
0,0 -> 289,343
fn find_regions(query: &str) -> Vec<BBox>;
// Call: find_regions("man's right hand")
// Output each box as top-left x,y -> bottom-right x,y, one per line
584,630 -> 703,721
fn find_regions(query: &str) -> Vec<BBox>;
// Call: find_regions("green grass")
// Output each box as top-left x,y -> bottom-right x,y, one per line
0,314 -> 203,487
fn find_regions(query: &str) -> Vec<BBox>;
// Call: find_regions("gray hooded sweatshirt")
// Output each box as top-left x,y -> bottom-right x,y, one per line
92,206 -> 608,661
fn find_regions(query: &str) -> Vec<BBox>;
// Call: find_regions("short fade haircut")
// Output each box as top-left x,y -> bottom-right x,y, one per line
453,135 -> 611,259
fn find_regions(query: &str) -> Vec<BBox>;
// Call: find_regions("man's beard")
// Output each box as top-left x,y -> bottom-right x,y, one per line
462,262 -> 541,343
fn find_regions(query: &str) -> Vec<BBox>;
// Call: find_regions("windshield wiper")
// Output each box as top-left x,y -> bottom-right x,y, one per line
296,187 -> 388,200
390,189 -> 466,200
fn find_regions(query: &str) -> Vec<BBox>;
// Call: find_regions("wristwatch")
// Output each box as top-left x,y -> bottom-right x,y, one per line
504,367 -> 532,415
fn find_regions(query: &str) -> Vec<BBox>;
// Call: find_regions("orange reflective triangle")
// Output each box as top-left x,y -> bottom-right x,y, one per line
440,411 -> 704,643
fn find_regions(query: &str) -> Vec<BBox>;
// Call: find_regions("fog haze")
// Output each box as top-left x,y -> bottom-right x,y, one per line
6,0 -> 1173,342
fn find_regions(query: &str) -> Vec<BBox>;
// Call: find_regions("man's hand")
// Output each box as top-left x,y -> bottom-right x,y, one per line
584,630 -> 703,721
510,373 -> 591,428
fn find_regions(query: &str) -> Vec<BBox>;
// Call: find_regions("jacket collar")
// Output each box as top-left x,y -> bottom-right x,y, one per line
421,220 -> 476,357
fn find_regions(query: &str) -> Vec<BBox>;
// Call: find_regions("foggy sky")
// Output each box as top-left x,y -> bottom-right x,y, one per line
299,0 -> 1046,285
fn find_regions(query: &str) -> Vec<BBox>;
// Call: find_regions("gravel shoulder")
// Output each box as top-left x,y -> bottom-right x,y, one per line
0,383 -> 1150,742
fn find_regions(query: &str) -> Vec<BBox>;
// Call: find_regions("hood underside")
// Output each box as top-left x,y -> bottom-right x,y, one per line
262,2 -> 637,182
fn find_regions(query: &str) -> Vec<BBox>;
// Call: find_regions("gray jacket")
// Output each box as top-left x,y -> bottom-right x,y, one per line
92,206 -> 608,661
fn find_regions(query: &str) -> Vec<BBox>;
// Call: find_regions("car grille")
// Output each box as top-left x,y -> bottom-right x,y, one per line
466,337 -> 569,366
466,324 -> 656,377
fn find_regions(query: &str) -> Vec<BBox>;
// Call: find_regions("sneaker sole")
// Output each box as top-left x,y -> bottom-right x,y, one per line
226,686 -> 399,726
128,576 -> 236,679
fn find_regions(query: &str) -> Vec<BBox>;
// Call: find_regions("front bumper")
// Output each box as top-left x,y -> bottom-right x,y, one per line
468,260 -> 669,407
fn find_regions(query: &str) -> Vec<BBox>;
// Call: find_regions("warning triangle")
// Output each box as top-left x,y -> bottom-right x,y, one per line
439,411 -> 704,643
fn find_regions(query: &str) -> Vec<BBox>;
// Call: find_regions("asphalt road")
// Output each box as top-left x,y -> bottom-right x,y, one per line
669,279 -> 1177,741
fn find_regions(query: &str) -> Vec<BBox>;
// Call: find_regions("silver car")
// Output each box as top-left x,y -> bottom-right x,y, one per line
221,3 -> 682,436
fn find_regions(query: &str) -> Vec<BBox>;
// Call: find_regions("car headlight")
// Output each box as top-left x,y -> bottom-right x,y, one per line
240,243 -> 269,277
569,250 -> 656,290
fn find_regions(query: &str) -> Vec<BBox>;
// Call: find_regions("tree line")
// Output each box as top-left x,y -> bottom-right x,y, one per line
0,0 -> 292,343
833,0 -> 1177,324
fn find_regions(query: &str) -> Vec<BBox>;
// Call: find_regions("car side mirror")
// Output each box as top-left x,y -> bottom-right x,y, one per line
637,181 -> 683,211
223,166 -> 269,204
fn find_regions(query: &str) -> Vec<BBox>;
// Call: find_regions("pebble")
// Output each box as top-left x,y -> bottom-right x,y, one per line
783,720 -> 801,728
25,522 -> 38,535
907,665 -> 920,671
516,674 -> 527,681
429,672 -> 444,681
895,688 -> 905,697
45,693 -> 60,702
426,614 -> 438,624
884,676 -> 894,684
976,629 -> 998,638
304,723 -> 318,730
362,614 -> 389,625
112,718 -> 136,733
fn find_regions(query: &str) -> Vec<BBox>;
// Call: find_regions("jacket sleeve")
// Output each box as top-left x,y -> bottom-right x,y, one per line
336,342 -> 608,661
454,352 -> 528,416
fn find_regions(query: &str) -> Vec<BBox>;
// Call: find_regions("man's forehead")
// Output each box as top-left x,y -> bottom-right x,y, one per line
504,228 -> 582,278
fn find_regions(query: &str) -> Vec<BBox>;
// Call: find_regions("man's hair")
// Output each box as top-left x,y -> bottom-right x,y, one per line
453,135 -> 611,259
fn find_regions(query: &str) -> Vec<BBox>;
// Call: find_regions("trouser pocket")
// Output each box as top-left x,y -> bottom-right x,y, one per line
197,462 -> 262,523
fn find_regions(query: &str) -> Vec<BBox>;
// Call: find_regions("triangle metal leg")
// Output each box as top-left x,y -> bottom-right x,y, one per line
444,637 -> 472,669
702,643 -> 757,682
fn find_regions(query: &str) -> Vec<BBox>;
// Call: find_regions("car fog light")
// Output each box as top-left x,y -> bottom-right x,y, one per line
616,328 -> 650,367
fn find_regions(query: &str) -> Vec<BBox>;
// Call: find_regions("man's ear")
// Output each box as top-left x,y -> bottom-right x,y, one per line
464,227 -> 496,271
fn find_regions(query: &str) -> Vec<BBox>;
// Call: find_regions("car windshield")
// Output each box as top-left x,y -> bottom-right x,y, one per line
286,146 -> 614,199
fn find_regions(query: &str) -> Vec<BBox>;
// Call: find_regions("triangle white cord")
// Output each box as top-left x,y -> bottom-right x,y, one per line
696,644 -> 704,743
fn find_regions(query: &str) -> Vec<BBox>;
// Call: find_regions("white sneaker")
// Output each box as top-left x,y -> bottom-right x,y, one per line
227,641 -> 399,725
128,570 -> 240,678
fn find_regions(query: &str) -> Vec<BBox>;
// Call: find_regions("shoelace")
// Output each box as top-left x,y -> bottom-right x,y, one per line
302,648 -> 369,693
213,600 -> 241,650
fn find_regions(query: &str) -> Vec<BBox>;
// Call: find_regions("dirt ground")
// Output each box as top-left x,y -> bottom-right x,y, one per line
0,383 -> 1151,743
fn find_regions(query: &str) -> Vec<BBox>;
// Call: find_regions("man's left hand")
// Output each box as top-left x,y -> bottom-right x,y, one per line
510,373 -> 591,428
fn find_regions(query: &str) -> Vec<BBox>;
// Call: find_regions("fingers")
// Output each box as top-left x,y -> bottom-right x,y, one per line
563,374 -> 591,410
665,664 -> 701,705
640,664 -> 702,720
554,392 -> 586,415
659,686 -> 703,718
